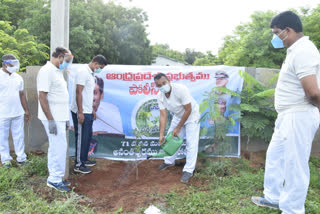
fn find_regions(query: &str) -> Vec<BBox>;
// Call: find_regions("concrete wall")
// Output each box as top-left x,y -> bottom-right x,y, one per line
8,66 -> 320,156
17,66 -> 49,153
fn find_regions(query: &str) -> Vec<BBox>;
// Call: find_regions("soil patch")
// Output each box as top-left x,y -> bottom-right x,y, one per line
71,159 -> 187,213
241,150 -> 266,169
68,151 -> 270,212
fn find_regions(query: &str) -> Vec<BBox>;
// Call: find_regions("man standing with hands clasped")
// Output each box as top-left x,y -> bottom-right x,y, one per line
251,11 -> 320,214
71,55 -> 107,174
154,73 -> 200,183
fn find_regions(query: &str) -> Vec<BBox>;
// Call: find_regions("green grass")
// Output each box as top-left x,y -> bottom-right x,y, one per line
0,154 -> 319,214
0,154 -> 94,214
164,157 -> 320,214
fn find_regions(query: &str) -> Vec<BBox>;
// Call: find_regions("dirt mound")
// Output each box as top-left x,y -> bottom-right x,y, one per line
70,151 -> 269,212
71,159 -> 187,212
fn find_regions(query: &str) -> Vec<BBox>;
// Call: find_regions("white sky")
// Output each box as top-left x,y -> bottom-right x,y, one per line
108,0 -> 320,54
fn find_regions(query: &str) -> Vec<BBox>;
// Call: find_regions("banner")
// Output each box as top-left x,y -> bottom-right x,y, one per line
68,65 -> 244,160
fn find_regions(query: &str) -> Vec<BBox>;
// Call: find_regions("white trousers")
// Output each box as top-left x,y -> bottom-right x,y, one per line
263,108 -> 320,214
41,120 -> 67,183
0,115 -> 27,164
164,118 -> 200,173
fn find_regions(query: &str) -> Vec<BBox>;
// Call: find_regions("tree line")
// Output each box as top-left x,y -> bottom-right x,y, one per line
0,0 -> 319,69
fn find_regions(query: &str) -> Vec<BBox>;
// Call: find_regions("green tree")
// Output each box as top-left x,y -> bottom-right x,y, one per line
152,43 -> 186,63
302,5 -> 320,49
18,0 -> 153,64
0,21 -> 48,71
218,11 -> 286,68
193,51 -> 222,66
218,5 -> 320,68
184,48 -> 204,65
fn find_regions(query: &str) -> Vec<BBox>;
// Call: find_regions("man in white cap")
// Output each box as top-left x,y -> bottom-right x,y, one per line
0,54 -> 29,168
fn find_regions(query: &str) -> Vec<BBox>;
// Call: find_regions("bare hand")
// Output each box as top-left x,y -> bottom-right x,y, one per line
159,135 -> 165,145
93,111 -> 97,120
172,127 -> 181,137
78,113 -> 85,124
25,111 -> 30,123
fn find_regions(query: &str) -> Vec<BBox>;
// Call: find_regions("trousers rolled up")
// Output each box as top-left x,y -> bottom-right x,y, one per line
263,108 -> 320,214
0,115 -> 27,164
164,118 -> 200,173
41,120 -> 67,183
71,112 -> 93,167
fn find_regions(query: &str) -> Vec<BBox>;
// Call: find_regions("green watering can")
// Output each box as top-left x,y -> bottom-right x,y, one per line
147,132 -> 183,159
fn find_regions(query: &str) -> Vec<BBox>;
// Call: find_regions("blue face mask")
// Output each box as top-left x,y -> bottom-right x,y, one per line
271,35 -> 284,48
94,68 -> 102,73
271,29 -> 287,49
59,61 -> 70,71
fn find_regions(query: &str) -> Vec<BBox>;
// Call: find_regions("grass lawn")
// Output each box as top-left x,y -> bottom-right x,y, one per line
0,154 -> 319,214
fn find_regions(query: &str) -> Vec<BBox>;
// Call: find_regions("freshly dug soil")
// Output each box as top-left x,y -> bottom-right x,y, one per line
71,159 -> 187,213
70,151 -> 268,213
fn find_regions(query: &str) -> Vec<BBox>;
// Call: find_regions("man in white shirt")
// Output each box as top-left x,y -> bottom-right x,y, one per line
155,73 -> 200,183
70,55 -> 107,174
251,11 -> 320,214
37,47 -> 73,192
0,54 -> 29,168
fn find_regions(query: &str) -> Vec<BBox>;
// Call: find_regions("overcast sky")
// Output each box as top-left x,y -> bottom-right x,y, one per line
108,0 -> 320,54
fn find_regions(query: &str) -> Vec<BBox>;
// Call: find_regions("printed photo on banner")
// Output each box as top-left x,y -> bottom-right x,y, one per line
67,65 -> 244,160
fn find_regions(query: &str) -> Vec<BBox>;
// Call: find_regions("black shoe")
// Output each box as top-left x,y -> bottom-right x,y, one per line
180,171 -> 193,183
85,160 -> 96,167
158,162 -> 174,171
74,165 -> 92,174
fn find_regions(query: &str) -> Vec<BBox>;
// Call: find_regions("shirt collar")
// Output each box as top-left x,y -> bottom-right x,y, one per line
287,36 -> 309,53
47,61 -> 60,71
86,64 -> 93,74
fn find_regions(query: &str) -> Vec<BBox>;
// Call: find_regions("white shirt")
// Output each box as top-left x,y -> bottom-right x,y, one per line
93,102 -> 123,134
157,83 -> 200,123
0,69 -> 24,118
70,65 -> 95,114
37,61 -> 69,121
275,36 -> 320,114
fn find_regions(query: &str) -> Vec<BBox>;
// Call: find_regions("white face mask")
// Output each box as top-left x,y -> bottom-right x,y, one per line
6,65 -> 20,73
159,84 -> 171,93
3,59 -> 20,73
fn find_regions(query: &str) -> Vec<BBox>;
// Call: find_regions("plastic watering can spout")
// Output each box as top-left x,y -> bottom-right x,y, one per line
147,132 -> 183,159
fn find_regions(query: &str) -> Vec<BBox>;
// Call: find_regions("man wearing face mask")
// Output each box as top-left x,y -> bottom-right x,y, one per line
70,55 -> 107,174
251,11 -> 320,214
37,47 -> 74,192
154,73 -> 200,183
0,54 -> 29,168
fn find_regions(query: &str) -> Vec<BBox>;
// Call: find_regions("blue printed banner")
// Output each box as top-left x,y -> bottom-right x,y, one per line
68,65 -> 244,160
